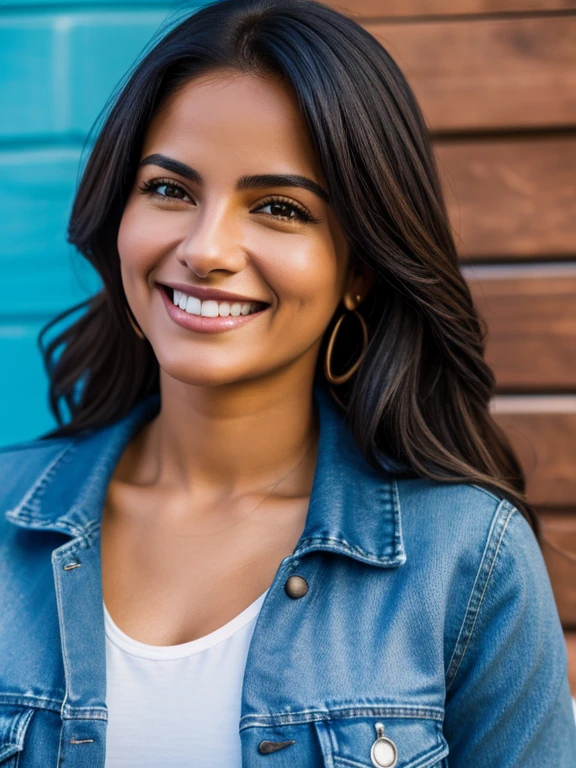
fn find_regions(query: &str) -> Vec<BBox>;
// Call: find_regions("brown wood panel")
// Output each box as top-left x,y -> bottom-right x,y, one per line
326,0 -> 576,17
365,16 -> 576,131
539,511 -> 576,628
491,398 -> 576,506
435,138 -> 576,260
465,265 -> 576,389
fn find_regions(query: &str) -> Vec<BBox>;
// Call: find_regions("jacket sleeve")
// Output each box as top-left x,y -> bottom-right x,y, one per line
443,500 -> 576,767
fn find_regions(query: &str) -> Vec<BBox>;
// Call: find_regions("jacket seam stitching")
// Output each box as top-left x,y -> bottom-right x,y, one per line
445,499 -> 517,691
60,708 -> 108,720
240,705 -> 444,729
0,694 -> 62,712
50,521 -> 101,557
12,708 -> 33,752
52,522 -> 104,749
7,442 -> 78,521
6,515 -> 86,537
293,537 -> 401,563
391,479 -> 405,559
0,698 -> 105,719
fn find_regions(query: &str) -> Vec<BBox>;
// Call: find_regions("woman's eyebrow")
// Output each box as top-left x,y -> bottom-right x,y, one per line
138,153 -> 329,203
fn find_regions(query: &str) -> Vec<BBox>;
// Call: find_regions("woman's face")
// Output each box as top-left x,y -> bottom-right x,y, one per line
118,70 -> 372,388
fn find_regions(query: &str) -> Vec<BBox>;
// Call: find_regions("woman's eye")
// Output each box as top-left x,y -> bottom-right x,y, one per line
138,179 -> 191,201
255,198 -> 314,223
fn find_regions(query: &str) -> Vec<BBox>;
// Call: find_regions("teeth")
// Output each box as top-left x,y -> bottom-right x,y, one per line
186,295 -> 201,315
171,289 -> 260,317
200,300 -> 219,318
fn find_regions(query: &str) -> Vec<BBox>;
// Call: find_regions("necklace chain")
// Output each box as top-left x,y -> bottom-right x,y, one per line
181,431 -> 317,537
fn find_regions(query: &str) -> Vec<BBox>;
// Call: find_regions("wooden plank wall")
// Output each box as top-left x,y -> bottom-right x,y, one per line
325,0 -> 576,693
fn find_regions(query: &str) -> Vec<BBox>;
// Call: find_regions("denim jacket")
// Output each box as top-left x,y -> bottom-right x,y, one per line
1,381 -> 575,768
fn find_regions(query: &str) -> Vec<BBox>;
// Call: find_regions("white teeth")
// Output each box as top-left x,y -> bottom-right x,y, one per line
171,288 -> 262,318
201,300 -> 219,317
186,295 -> 201,315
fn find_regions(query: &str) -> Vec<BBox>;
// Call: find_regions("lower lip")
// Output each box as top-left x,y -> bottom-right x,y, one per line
158,285 -> 270,333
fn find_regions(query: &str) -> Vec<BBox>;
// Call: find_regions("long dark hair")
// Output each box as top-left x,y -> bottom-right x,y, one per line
39,0 -> 538,535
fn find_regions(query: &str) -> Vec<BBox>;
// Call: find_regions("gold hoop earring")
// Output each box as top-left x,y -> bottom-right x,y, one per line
324,305 -> 368,386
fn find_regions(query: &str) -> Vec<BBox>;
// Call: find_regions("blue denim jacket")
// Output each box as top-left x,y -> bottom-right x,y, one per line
1,381 -> 575,768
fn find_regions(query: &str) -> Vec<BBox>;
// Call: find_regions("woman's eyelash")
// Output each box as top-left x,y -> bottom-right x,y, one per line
138,178 -> 190,201
138,178 -> 321,224
255,196 -> 320,224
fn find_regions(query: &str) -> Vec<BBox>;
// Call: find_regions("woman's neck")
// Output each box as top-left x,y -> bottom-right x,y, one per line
114,370 -> 320,504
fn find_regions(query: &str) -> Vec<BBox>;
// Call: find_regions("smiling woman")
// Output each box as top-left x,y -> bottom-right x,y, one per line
0,0 -> 575,767
115,71 -> 356,378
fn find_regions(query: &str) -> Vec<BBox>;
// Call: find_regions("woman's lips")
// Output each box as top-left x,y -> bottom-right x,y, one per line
157,284 -> 270,333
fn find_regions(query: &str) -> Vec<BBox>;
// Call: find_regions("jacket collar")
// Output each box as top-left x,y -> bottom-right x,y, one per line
5,382 -> 406,568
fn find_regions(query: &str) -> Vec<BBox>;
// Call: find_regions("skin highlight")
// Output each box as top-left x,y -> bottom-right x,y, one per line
101,70 -> 373,645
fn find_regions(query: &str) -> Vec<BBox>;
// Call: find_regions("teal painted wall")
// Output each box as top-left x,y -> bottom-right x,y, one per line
0,0 -> 208,446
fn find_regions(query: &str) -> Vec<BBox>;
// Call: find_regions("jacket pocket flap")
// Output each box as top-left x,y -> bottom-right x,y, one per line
0,706 -> 34,762
318,715 -> 448,768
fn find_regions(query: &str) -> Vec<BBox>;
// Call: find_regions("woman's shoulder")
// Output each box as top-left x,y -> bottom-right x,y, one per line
394,475 -> 541,597
395,478 -> 566,708
396,474 -> 529,547
1,395 -> 160,513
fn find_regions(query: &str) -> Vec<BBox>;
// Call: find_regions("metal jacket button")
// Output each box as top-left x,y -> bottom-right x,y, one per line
370,722 -> 398,768
284,575 -> 308,598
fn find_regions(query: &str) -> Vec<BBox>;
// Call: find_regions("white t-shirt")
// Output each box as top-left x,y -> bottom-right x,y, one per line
103,589 -> 269,767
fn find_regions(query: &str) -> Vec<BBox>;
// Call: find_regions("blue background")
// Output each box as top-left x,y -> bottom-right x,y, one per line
0,0 -> 210,446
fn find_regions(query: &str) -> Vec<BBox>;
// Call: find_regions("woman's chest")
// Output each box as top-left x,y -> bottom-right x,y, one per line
1,541 -> 451,768
100,485 -> 310,645
103,591 -> 263,768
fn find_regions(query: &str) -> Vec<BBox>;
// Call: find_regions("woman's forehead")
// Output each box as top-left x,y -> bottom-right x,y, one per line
141,72 -> 325,184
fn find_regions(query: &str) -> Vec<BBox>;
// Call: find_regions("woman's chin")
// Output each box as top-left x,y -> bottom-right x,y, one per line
157,362 -> 263,390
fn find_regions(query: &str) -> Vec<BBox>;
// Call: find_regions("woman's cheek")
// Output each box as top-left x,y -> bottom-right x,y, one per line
117,203 -> 158,271
254,235 -> 340,310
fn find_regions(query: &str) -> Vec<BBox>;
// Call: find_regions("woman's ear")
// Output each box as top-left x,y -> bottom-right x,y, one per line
343,258 -> 375,308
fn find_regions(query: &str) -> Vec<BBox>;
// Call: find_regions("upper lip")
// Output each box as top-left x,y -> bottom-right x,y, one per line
158,281 -> 269,305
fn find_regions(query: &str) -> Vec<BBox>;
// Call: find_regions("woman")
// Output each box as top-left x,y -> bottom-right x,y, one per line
1,0 -> 574,765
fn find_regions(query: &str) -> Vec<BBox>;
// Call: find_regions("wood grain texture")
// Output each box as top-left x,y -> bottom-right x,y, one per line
565,632 -> 576,696
465,265 -> 576,389
325,0 -> 576,17
491,398 -> 576,506
539,511 -> 576,628
435,138 -> 576,260
365,16 -> 576,131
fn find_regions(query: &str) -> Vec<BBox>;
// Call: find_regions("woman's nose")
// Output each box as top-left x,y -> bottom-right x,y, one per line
174,199 -> 247,277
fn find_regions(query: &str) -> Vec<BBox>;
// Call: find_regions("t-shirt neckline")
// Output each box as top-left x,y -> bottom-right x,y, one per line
103,588 -> 269,660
